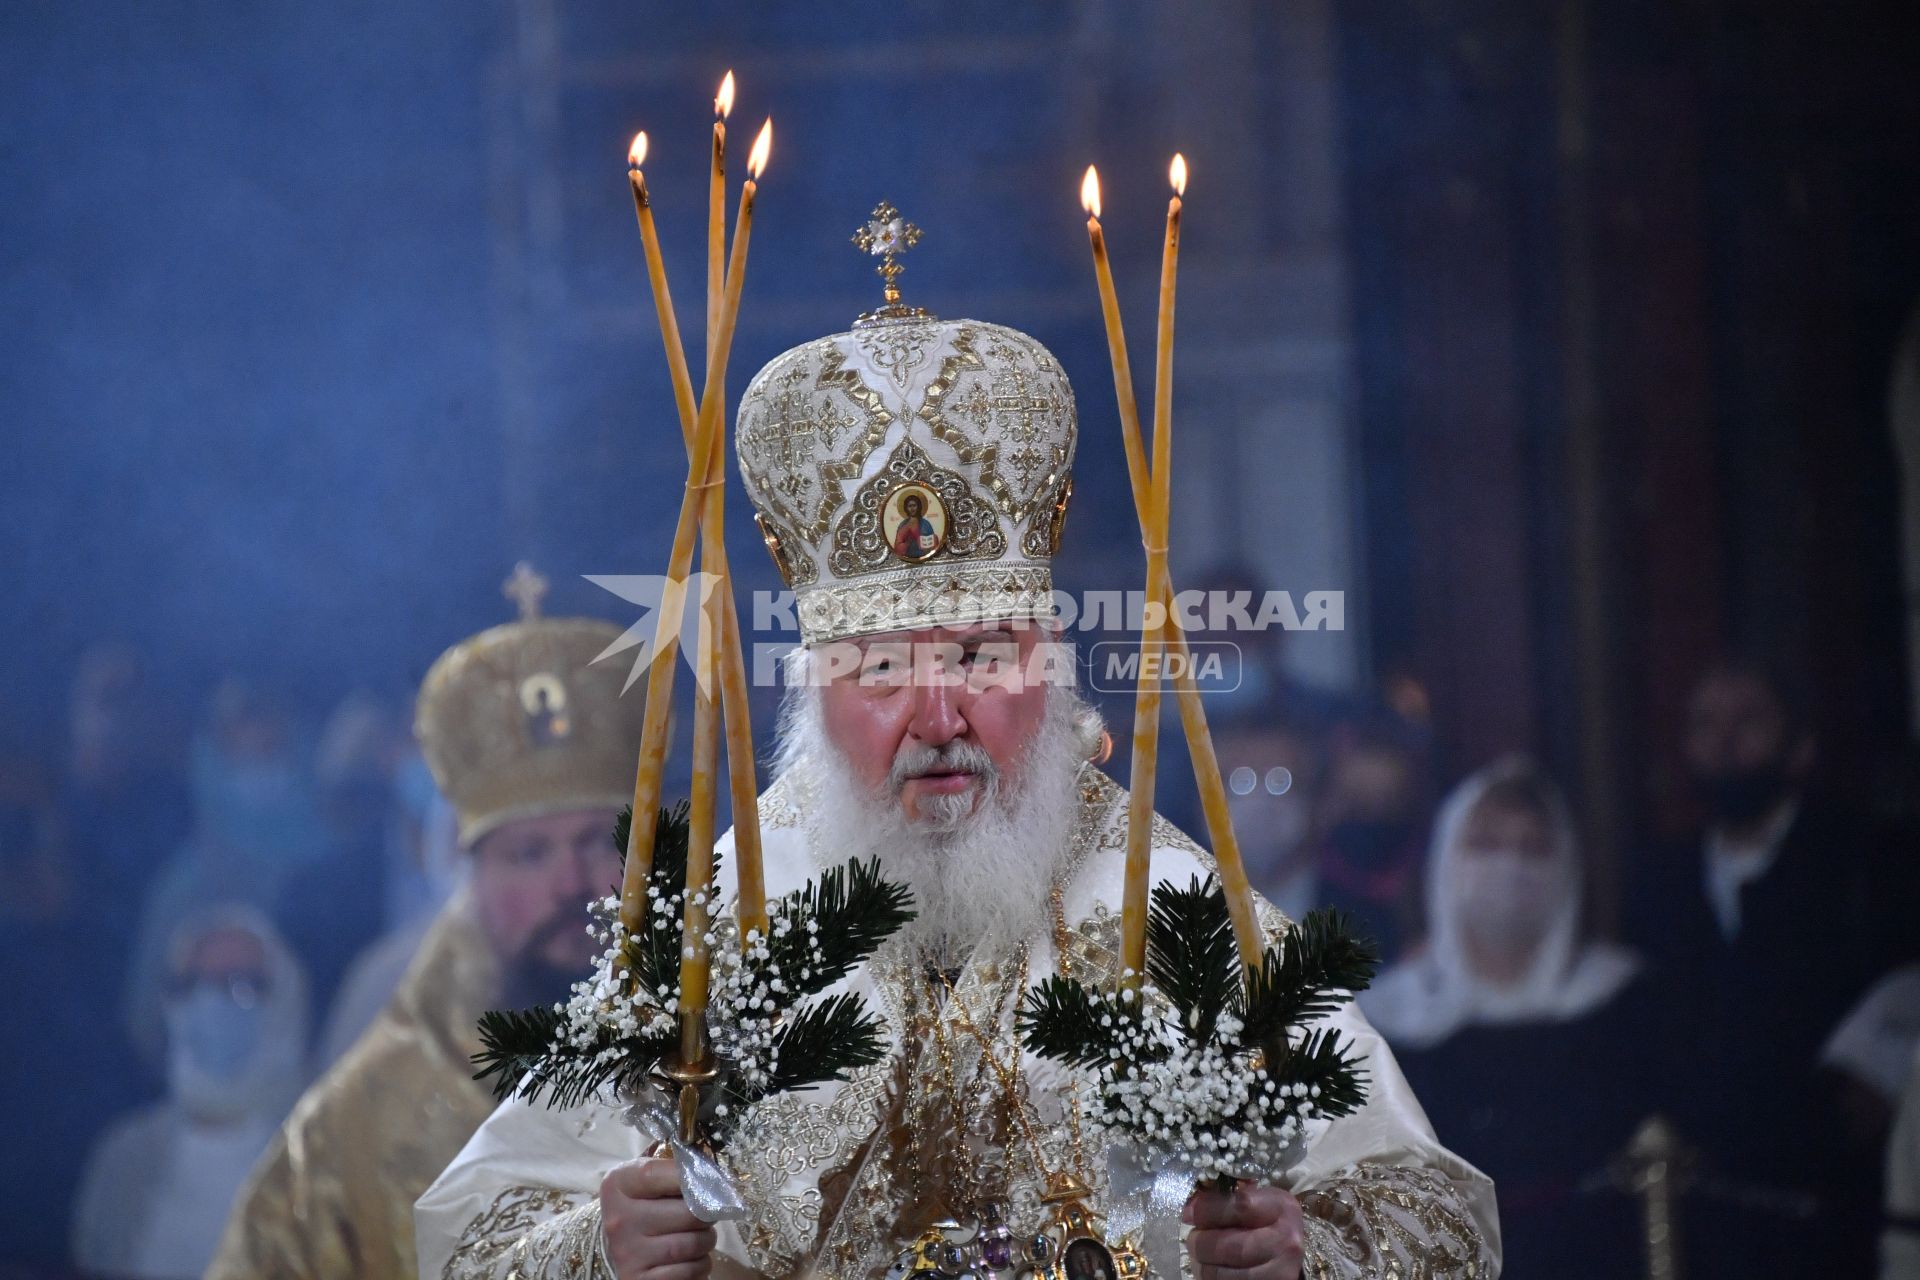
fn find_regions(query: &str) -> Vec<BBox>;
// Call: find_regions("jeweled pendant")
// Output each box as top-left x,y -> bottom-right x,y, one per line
1033,1174 -> 1148,1280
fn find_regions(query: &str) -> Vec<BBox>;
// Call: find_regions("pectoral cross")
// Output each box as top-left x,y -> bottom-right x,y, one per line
852,201 -> 931,325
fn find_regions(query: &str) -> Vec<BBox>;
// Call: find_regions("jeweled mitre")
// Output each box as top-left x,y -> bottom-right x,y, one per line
415,585 -> 644,846
735,308 -> 1079,647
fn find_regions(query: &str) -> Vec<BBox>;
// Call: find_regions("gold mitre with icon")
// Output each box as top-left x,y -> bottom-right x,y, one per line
735,202 -> 1078,647
415,563 -> 646,846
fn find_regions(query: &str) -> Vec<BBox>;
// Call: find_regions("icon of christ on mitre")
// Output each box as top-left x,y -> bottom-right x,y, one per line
415,222 -> 1499,1280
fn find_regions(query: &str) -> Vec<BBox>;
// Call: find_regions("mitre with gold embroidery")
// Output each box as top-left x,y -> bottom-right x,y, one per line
735,203 -> 1078,646
415,563 -> 646,845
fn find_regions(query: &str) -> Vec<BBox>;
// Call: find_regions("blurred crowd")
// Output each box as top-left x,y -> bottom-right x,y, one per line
1186,593 -> 1920,1278
0,644 -> 464,1278
4,599 -> 1920,1278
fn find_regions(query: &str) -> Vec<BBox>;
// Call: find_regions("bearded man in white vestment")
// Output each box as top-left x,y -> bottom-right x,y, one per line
415,310 -> 1500,1280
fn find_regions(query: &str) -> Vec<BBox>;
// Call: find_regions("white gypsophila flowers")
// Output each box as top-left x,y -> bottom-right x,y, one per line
555,881 -> 838,1101
1086,985 -> 1318,1182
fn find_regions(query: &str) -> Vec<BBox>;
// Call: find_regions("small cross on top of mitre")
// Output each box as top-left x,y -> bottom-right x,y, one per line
502,561 -> 549,620
851,202 -> 931,324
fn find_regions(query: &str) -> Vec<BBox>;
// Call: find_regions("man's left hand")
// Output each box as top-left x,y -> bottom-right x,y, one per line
1183,1182 -> 1306,1280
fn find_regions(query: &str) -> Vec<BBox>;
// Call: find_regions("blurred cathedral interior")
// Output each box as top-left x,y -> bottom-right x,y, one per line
4,1 -> 1920,1276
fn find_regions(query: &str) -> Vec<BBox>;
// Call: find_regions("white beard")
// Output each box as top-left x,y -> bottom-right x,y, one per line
774,662 -> 1102,965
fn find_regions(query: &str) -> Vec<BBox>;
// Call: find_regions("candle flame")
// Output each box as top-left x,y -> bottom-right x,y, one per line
1081,166 -> 1102,219
1169,153 -> 1188,197
716,71 -> 735,119
628,130 -> 648,170
747,118 -> 772,178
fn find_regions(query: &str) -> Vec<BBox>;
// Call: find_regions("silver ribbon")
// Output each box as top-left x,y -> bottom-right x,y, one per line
620,1086 -> 751,1223
1105,1144 -> 1199,1245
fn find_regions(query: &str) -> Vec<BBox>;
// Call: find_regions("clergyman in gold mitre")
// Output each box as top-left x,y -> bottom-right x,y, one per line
209,564 -> 645,1280
419,214 -> 1498,1280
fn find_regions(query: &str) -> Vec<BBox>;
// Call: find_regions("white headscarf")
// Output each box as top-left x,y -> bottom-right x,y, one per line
158,902 -> 311,1123
1360,756 -> 1640,1050
72,904 -> 311,1278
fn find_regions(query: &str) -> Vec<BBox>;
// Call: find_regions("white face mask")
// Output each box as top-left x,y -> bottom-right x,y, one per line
1453,849 -> 1559,951
164,981 -> 303,1124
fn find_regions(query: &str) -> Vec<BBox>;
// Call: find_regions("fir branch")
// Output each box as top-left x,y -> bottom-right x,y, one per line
1018,976 -> 1128,1069
474,1007 -> 676,1110
1265,1026 -> 1370,1121
1237,907 -> 1381,1049
613,801 -> 702,888
612,802 -> 704,996
766,856 -> 916,995
1146,875 -> 1241,1045
472,1005 -> 566,1098
758,991 -> 888,1097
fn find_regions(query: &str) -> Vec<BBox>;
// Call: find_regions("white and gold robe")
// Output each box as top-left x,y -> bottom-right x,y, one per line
415,767 -> 1501,1279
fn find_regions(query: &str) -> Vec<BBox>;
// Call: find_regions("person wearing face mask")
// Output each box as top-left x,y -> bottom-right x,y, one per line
1312,716 -> 1431,962
204,566 -> 647,1280
1630,656 -> 1920,1276
1360,758 -> 1654,1279
71,906 -> 310,1278
121,676 -> 329,1070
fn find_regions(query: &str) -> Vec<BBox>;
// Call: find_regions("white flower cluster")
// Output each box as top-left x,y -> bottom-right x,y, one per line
1087,978 -> 1320,1181
553,880 -> 836,1105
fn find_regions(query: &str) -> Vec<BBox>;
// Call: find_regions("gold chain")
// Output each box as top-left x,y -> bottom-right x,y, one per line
892,773 -> 1108,1217
932,957 -> 1059,1190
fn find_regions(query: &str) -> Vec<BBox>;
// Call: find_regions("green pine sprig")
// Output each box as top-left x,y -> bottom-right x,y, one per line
1238,907 -> 1381,1049
473,1004 -> 676,1110
1019,878 -> 1383,1169
1145,875 -> 1242,1044
1017,975 -> 1137,1069
766,856 -> 917,996
758,990 -> 889,1096
1270,1026 -> 1371,1121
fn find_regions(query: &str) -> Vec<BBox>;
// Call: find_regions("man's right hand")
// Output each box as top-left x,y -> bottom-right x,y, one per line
599,1159 -> 717,1280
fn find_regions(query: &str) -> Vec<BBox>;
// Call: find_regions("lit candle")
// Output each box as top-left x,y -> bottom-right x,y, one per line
1105,155 -> 1261,976
629,132 -> 698,433
626,130 -> 767,948
618,118 -> 772,937
1082,167 -> 1147,507
671,118 -> 771,1049
709,71 -> 733,365
1117,156 -> 1186,984
1154,154 -> 1184,537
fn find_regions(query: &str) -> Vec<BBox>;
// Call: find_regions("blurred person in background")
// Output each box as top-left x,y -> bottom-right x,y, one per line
1824,966 -> 1920,1146
0,755 -> 159,1270
1215,713 -> 1327,923
1633,655 -> 1920,1274
1313,713 -> 1431,961
124,675 -> 327,1067
277,690 -> 421,1033
1886,1049 -> 1920,1280
1361,757 -> 1653,1278
206,572 -> 646,1280
59,641 -> 192,986
1823,965 -> 1920,1267
71,905 -> 308,1279
312,746 -> 464,1070
1185,560 -> 1352,728
382,740 -> 467,929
